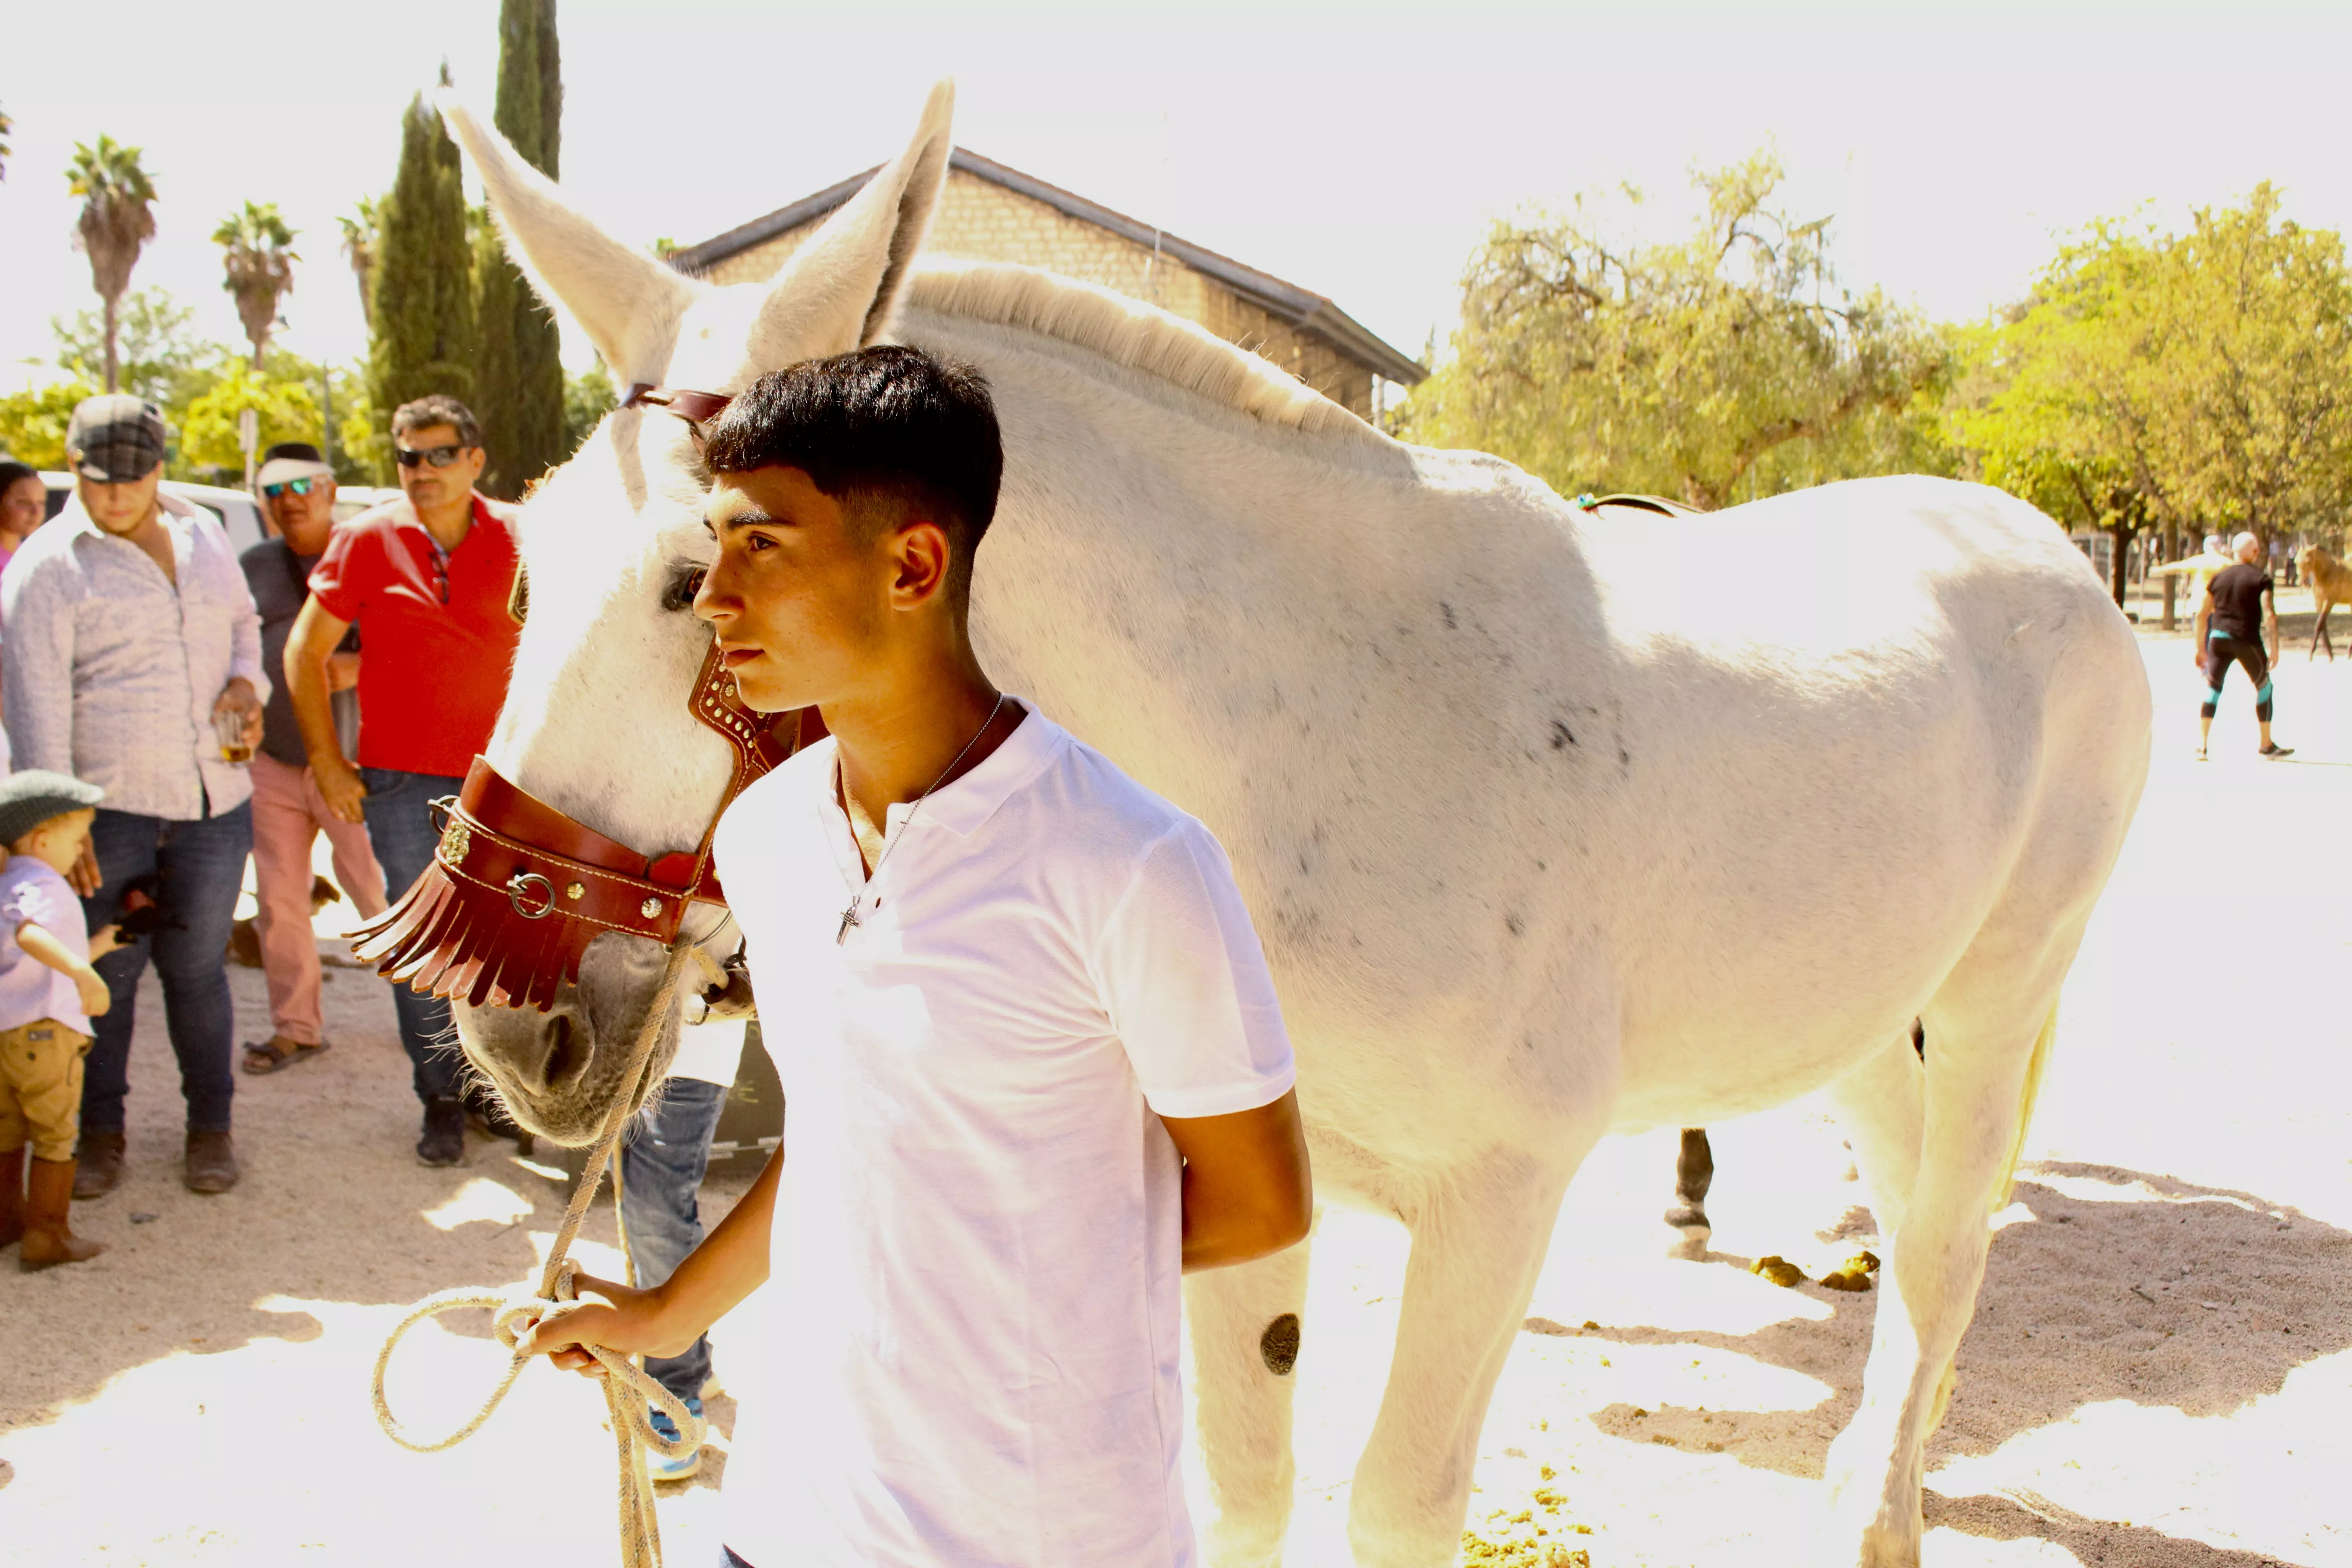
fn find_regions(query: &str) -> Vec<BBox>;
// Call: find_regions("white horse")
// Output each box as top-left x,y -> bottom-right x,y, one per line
434,84 -> 2149,1568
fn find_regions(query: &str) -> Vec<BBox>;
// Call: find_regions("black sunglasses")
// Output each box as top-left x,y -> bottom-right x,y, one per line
261,477 -> 318,499
394,443 -> 469,470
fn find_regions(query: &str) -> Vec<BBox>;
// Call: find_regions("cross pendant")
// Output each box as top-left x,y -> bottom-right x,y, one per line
837,898 -> 862,945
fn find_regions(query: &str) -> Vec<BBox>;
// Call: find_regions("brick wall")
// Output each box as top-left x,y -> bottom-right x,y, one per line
696,171 -> 1374,419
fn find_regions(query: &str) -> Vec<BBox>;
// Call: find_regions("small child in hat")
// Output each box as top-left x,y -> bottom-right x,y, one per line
0,770 -> 121,1269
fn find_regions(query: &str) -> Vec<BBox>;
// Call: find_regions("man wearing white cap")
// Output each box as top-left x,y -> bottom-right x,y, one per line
238,444 -> 388,1074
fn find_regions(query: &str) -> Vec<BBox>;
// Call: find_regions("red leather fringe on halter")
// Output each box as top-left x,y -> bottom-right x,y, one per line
351,857 -> 600,1014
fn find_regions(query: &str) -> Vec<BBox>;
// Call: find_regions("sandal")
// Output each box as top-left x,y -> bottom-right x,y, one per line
242,1038 -> 330,1075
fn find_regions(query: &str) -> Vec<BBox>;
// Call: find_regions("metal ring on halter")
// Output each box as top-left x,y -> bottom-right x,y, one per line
506,872 -> 558,920
427,795 -> 459,835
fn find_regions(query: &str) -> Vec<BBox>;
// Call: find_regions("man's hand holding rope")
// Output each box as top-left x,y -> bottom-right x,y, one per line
514,1273 -> 700,1372
517,1140 -> 783,1382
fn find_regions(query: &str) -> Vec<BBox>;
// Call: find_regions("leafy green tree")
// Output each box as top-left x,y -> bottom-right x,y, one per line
67,136 -> 160,393
339,196 -> 381,319
365,93 -> 478,480
473,0 -> 567,498
180,363 -> 324,477
1399,152 -> 1949,509
1945,229 -> 2176,602
1949,187 -> 2352,599
562,361 -> 617,457
50,288 -> 221,410
215,201 -> 299,369
2156,186 -> 2352,545
0,381 -> 99,469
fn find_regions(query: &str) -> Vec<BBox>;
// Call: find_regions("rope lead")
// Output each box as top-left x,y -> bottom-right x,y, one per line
370,944 -> 701,1568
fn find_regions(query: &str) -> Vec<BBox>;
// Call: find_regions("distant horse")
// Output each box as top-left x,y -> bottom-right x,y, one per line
412,84 -> 2149,1568
2298,544 -> 2351,659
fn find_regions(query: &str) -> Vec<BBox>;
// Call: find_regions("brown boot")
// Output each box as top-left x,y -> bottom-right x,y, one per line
73,1130 -> 125,1199
184,1129 -> 239,1194
0,1147 -> 24,1250
20,1157 -> 104,1270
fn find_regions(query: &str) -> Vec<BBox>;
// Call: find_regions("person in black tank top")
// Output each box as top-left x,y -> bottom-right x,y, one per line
2195,532 -> 2292,760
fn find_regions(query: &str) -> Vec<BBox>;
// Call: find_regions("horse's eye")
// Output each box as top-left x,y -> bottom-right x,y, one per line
662,564 -> 706,611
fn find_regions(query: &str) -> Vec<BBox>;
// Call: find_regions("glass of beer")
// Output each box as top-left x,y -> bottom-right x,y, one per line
215,707 -> 254,764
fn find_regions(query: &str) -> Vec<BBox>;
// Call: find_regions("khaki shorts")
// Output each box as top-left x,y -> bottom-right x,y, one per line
0,1019 -> 93,1163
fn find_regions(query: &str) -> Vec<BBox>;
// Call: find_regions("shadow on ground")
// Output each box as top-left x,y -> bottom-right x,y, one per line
1558,1164 -> 2351,1479
1925,1490 -> 2301,1567
0,968 -> 605,1432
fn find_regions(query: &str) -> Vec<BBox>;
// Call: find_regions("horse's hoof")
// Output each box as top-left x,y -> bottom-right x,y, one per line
1663,1206 -> 1710,1257
1751,1254 -> 1807,1288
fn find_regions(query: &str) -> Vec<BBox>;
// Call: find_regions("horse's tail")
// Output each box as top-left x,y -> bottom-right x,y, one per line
1992,1001 -> 2059,1212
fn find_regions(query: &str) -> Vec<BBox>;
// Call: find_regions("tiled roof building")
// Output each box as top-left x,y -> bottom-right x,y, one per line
669,149 -> 1424,422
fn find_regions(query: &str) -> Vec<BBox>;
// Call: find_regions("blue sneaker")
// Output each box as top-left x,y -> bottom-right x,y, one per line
645,1394 -> 704,1481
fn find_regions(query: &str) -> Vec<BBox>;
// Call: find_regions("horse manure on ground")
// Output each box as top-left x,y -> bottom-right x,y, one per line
1751,1254 -> 1807,1288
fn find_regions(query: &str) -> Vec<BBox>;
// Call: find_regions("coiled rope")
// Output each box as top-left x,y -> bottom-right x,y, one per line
370,943 -> 703,1568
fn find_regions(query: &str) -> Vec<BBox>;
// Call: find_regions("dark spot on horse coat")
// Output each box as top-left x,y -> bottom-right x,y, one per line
1261,1312 -> 1301,1376
1550,721 -> 1576,750
1912,1019 -> 1926,1059
1440,601 -> 1457,630
1505,912 -> 1524,936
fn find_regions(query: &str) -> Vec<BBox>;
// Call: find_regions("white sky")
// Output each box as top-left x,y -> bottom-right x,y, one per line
4,0 -> 2349,394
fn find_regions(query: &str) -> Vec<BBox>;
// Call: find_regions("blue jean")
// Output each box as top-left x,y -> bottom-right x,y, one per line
620,1075 -> 727,1402
78,802 -> 254,1136
358,767 -> 468,1104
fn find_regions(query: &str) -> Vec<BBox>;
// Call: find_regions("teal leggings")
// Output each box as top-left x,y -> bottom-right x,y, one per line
2203,632 -> 2272,721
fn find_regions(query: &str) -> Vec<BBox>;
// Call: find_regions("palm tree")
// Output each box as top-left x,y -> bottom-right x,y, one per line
216,201 -> 299,368
67,136 -> 159,393
339,196 -> 381,321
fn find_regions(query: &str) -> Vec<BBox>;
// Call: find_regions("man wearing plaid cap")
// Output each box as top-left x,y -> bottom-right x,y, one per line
1,394 -> 266,1197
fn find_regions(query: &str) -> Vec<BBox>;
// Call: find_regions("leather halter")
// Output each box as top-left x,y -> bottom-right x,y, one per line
351,381 -> 786,1012
348,639 -> 821,1012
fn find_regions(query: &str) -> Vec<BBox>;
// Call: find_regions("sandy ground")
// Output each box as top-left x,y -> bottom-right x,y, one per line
2,625 -> 2347,1567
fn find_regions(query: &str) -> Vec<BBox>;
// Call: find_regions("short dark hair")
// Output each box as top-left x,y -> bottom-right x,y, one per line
261,441 -> 323,465
0,460 -> 38,492
701,346 -> 1003,581
392,394 -> 483,450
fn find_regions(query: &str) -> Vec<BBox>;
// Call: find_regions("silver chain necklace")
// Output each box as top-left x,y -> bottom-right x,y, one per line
835,694 -> 1009,944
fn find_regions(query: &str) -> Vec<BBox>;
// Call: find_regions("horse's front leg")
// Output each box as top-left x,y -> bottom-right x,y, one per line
1187,1231 -> 1315,1568
1346,1140 -> 1591,1568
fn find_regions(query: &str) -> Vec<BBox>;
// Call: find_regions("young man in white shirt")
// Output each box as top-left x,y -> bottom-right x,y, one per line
521,346 -> 1311,1567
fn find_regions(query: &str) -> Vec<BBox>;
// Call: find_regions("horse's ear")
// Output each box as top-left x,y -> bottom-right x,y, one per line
438,89 -> 700,389
742,80 -> 954,369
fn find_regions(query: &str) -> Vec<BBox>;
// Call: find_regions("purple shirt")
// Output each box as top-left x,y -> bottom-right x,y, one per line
0,855 -> 92,1034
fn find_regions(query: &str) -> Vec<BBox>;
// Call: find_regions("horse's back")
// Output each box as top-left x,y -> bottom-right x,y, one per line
1571,476 -> 2151,1126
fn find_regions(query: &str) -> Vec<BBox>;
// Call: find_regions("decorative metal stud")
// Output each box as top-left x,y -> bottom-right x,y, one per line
565,882 -> 585,901
439,820 -> 472,866
640,897 -> 663,920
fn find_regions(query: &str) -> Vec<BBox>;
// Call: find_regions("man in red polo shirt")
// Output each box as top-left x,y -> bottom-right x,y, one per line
283,395 -> 524,1166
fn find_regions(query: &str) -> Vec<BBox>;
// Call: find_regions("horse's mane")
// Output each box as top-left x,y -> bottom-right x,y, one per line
900,259 -> 1388,448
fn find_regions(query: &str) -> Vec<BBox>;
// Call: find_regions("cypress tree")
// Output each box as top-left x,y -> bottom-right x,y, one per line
366,93 -> 476,480
473,0 -> 566,499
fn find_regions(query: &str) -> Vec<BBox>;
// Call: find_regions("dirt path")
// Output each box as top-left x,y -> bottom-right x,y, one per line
2,636 -> 2346,1567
